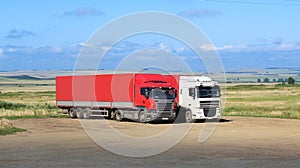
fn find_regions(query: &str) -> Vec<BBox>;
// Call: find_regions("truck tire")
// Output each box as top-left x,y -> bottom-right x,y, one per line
185,110 -> 195,123
139,111 -> 147,123
83,108 -> 90,119
76,108 -> 83,119
69,108 -> 76,118
115,110 -> 122,122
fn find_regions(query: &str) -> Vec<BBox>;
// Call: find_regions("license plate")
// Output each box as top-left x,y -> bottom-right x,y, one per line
162,118 -> 169,120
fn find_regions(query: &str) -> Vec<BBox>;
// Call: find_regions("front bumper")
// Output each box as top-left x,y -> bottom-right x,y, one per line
146,110 -> 176,121
194,108 -> 221,119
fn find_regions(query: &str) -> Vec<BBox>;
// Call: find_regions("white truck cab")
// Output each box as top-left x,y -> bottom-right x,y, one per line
178,75 -> 221,122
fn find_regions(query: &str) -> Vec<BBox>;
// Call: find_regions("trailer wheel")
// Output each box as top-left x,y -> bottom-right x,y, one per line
83,108 -> 90,119
115,110 -> 122,122
69,108 -> 76,118
76,108 -> 83,119
185,110 -> 195,123
139,111 -> 147,123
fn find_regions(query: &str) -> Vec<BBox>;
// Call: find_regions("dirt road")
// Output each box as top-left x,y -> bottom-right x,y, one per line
0,117 -> 299,168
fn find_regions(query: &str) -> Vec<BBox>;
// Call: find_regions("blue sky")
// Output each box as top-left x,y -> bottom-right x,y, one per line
0,0 -> 300,71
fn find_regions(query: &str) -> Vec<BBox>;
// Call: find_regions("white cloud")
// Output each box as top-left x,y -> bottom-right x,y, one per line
0,48 -> 5,58
101,46 -> 111,51
8,48 -> 17,52
70,42 -> 92,48
159,43 -> 167,50
199,44 -> 216,51
174,47 -> 185,53
70,42 -> 110,50
213,42 -> 300,53
217,45 -> 234,50
200,44 -> 243,51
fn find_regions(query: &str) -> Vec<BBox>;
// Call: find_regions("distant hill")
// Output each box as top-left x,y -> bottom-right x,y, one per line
2,75 -> 54,80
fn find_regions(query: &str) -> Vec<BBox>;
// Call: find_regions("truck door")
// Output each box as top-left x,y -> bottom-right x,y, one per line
181,86 -> 198,112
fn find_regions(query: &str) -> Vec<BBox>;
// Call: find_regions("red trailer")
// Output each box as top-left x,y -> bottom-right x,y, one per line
56,73 -> 176,122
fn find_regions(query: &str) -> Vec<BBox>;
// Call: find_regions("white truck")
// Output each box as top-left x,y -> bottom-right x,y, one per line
164,75 -> 221,122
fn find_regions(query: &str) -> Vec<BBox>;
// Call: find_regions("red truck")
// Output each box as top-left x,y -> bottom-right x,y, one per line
56,73 -> 176,122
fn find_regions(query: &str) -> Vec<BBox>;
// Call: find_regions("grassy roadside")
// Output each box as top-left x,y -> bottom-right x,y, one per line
223,84 -> 300,119
0,127 -> 27,136
0,90 -> 67,119
0,118 -> 27,136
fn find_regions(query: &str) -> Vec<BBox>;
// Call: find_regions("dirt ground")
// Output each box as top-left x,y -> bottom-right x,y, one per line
0,117 -> 299,168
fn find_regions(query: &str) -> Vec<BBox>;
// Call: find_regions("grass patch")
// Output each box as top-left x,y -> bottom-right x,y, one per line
227,84 -> 271,90
0,114 -> 67,120
228,95 -> 300,102
0,100 -> 58,111
223,84 -> 300,119
0,118 -> 27,135
0,95 -> 61,119
226,84 -> 300,91
223,105 -> 300,119
0,91 -> 56,99
0,127 -> 27,136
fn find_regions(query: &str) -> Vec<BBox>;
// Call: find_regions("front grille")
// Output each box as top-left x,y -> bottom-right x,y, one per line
204,108 -> 216,117
156,102 -> 173,111
200,101 -> 219,108
159,112 -> 171,118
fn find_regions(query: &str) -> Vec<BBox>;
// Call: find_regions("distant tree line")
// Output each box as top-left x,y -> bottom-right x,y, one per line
257,77 -> 295,84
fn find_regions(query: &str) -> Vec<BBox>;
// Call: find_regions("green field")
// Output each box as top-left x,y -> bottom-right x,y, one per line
223,84 -> 300,119
0,76 -> 299,119
0,77 -> 63,118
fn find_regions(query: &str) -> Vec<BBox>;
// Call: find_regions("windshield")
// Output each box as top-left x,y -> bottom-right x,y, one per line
197,86 -> 220,98
141,87 -> 175,99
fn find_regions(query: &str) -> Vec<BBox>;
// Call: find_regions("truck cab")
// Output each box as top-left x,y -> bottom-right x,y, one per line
164,75 -> 221,123
135,80 -> 176,122
179,76 -> 221,122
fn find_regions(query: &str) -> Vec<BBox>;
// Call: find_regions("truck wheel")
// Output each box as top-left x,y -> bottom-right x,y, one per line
76,108 -> 83,119
185,110 -> 195,123
69,108 -> 76,118
83,108 -> 90,119
115,110 -> 122,122
139,111 -> 147,123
